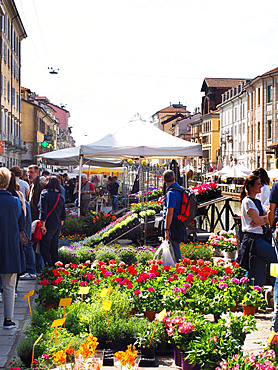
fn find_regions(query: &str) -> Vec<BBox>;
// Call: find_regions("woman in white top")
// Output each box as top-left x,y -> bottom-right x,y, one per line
253,167 -> 270,211
237,175 -> 277,286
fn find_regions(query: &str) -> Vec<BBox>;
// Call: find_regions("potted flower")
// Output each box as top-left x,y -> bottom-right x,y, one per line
208,230 -> 238,260
242,285 -> 266,315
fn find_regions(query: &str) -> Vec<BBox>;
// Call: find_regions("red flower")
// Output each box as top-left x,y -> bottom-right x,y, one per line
147,287 -> 155,292
224,267 -> 232,274
134,290 -> 141,295
182,258 -> 191,265
232,261 -> 239,268
162,265 -> 171,272
52,269 -> 60,277
72,278 -> 78,283
71,264 -> 78,269
40,279 -> 49,286
64,270 -> 70,275
127,266 -> 138,275
117,267 -> 126,274
197,259 -> 205,266
80,281 -> 88,286
167,277 -> 174,281
156,259 -> 163,265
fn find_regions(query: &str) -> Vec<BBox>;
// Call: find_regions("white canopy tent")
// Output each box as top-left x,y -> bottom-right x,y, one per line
38,114 -> 202,215
80,114 -> 202,159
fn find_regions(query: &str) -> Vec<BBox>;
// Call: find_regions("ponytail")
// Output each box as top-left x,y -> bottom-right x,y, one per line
239,175 -> 260,202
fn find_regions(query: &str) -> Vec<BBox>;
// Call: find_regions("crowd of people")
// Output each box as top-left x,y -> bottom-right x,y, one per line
0,165 -> 68,329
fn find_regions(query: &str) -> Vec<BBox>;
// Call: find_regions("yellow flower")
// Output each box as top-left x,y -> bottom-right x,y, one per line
128,159 -> 133,164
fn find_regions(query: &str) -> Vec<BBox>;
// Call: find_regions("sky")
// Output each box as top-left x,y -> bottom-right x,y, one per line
14,0 -> 278,146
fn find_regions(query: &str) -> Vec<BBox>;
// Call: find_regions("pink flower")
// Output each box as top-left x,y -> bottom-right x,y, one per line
178,321 -> 195,334
80,281 -> 88,286
253,286 -> 262,292
147,287 -> 155,292
55,261 -> 63,267
134,290 -> 141,295
72,278 -> 78,283
219,283 -> 228,289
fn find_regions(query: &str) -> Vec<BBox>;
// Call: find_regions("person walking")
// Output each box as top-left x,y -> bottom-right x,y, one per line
78,174 -> 95,216
38,176 -> 66,267
0,167 -> 25,329
110,176 -> 119,212
27,165 -> 44,275
10,165 -> 30,200
7,173 -> 36,281
163,170 -> 186,262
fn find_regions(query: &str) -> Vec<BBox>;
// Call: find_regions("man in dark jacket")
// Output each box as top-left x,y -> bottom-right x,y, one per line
110,176 -> 119,212
27,165 -> 44,275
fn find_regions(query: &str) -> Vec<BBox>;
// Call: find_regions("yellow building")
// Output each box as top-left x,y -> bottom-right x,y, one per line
21,88 -> 57,166
200,111 -> 220,170
0,0 -> 27,167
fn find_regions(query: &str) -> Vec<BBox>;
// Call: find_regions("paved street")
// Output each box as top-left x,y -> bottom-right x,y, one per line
0,278 -> 274,369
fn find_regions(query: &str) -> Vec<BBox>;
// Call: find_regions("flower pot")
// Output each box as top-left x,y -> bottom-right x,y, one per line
143,310 -> 156,321
174,346 -> 182,367
230,301 -> 239,312
243,305 -> 257,316
141,346 -> 155,358
224,250 -> 237,261
181,353 -> 200,370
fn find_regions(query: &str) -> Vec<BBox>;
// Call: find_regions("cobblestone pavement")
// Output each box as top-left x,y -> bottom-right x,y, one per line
0,279 -> 274,369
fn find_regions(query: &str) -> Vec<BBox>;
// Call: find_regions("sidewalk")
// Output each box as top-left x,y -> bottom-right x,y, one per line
0,278 -> 274,369
0,278 -> 37,369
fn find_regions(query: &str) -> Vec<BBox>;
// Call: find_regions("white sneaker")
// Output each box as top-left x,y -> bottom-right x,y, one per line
0,293 -> 2,302
14,293 -> 17,299
20,273 -> 36,280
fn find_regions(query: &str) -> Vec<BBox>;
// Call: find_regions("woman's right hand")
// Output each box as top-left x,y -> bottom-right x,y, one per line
41,226 -> 47,235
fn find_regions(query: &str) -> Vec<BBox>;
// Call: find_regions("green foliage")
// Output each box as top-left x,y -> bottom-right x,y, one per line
180,242 -> 213,261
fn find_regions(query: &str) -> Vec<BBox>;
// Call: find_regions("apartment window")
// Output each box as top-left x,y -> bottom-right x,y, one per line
268,120 -> 272,139
257,122 -> 260,140
11,88 -> 15,106
242,103 -> 246,118
268,85 -> 273,103
235,107 -> 238,121
258,87 -> 261,105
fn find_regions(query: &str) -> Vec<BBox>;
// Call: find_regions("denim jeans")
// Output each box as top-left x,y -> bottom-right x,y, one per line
33,242 -> 44,274
40,227 -> 60,267
112,195 -> 118,212
170,239 -> 182,263
271,231 -> 278,331
23,242 -> 36,275
249,236 -> 277,287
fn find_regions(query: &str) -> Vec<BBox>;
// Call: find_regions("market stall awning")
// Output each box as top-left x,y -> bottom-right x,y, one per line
80,114 -> 202,159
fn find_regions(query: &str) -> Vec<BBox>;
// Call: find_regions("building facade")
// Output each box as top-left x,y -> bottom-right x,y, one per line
20,88 -> 57,166
151,103 -> 190,134
0,0 -> 27,168
217,81 -> 249,167
218,67 -> 278,170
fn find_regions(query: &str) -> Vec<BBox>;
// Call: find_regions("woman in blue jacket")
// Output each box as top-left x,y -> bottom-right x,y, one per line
0,167 -> 25,329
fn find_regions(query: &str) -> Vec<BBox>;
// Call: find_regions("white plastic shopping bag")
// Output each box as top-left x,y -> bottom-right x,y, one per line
154,239 -> 176,266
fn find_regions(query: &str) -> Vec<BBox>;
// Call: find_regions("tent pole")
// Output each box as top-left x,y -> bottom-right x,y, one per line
78,155 -> 83,217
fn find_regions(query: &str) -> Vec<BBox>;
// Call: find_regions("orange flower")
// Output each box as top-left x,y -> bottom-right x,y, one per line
76,342 -> 91,359
86,335 -> 99,350
115,345 -> 138,367
66,347 -> 74,355
52,350 -> 67,363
